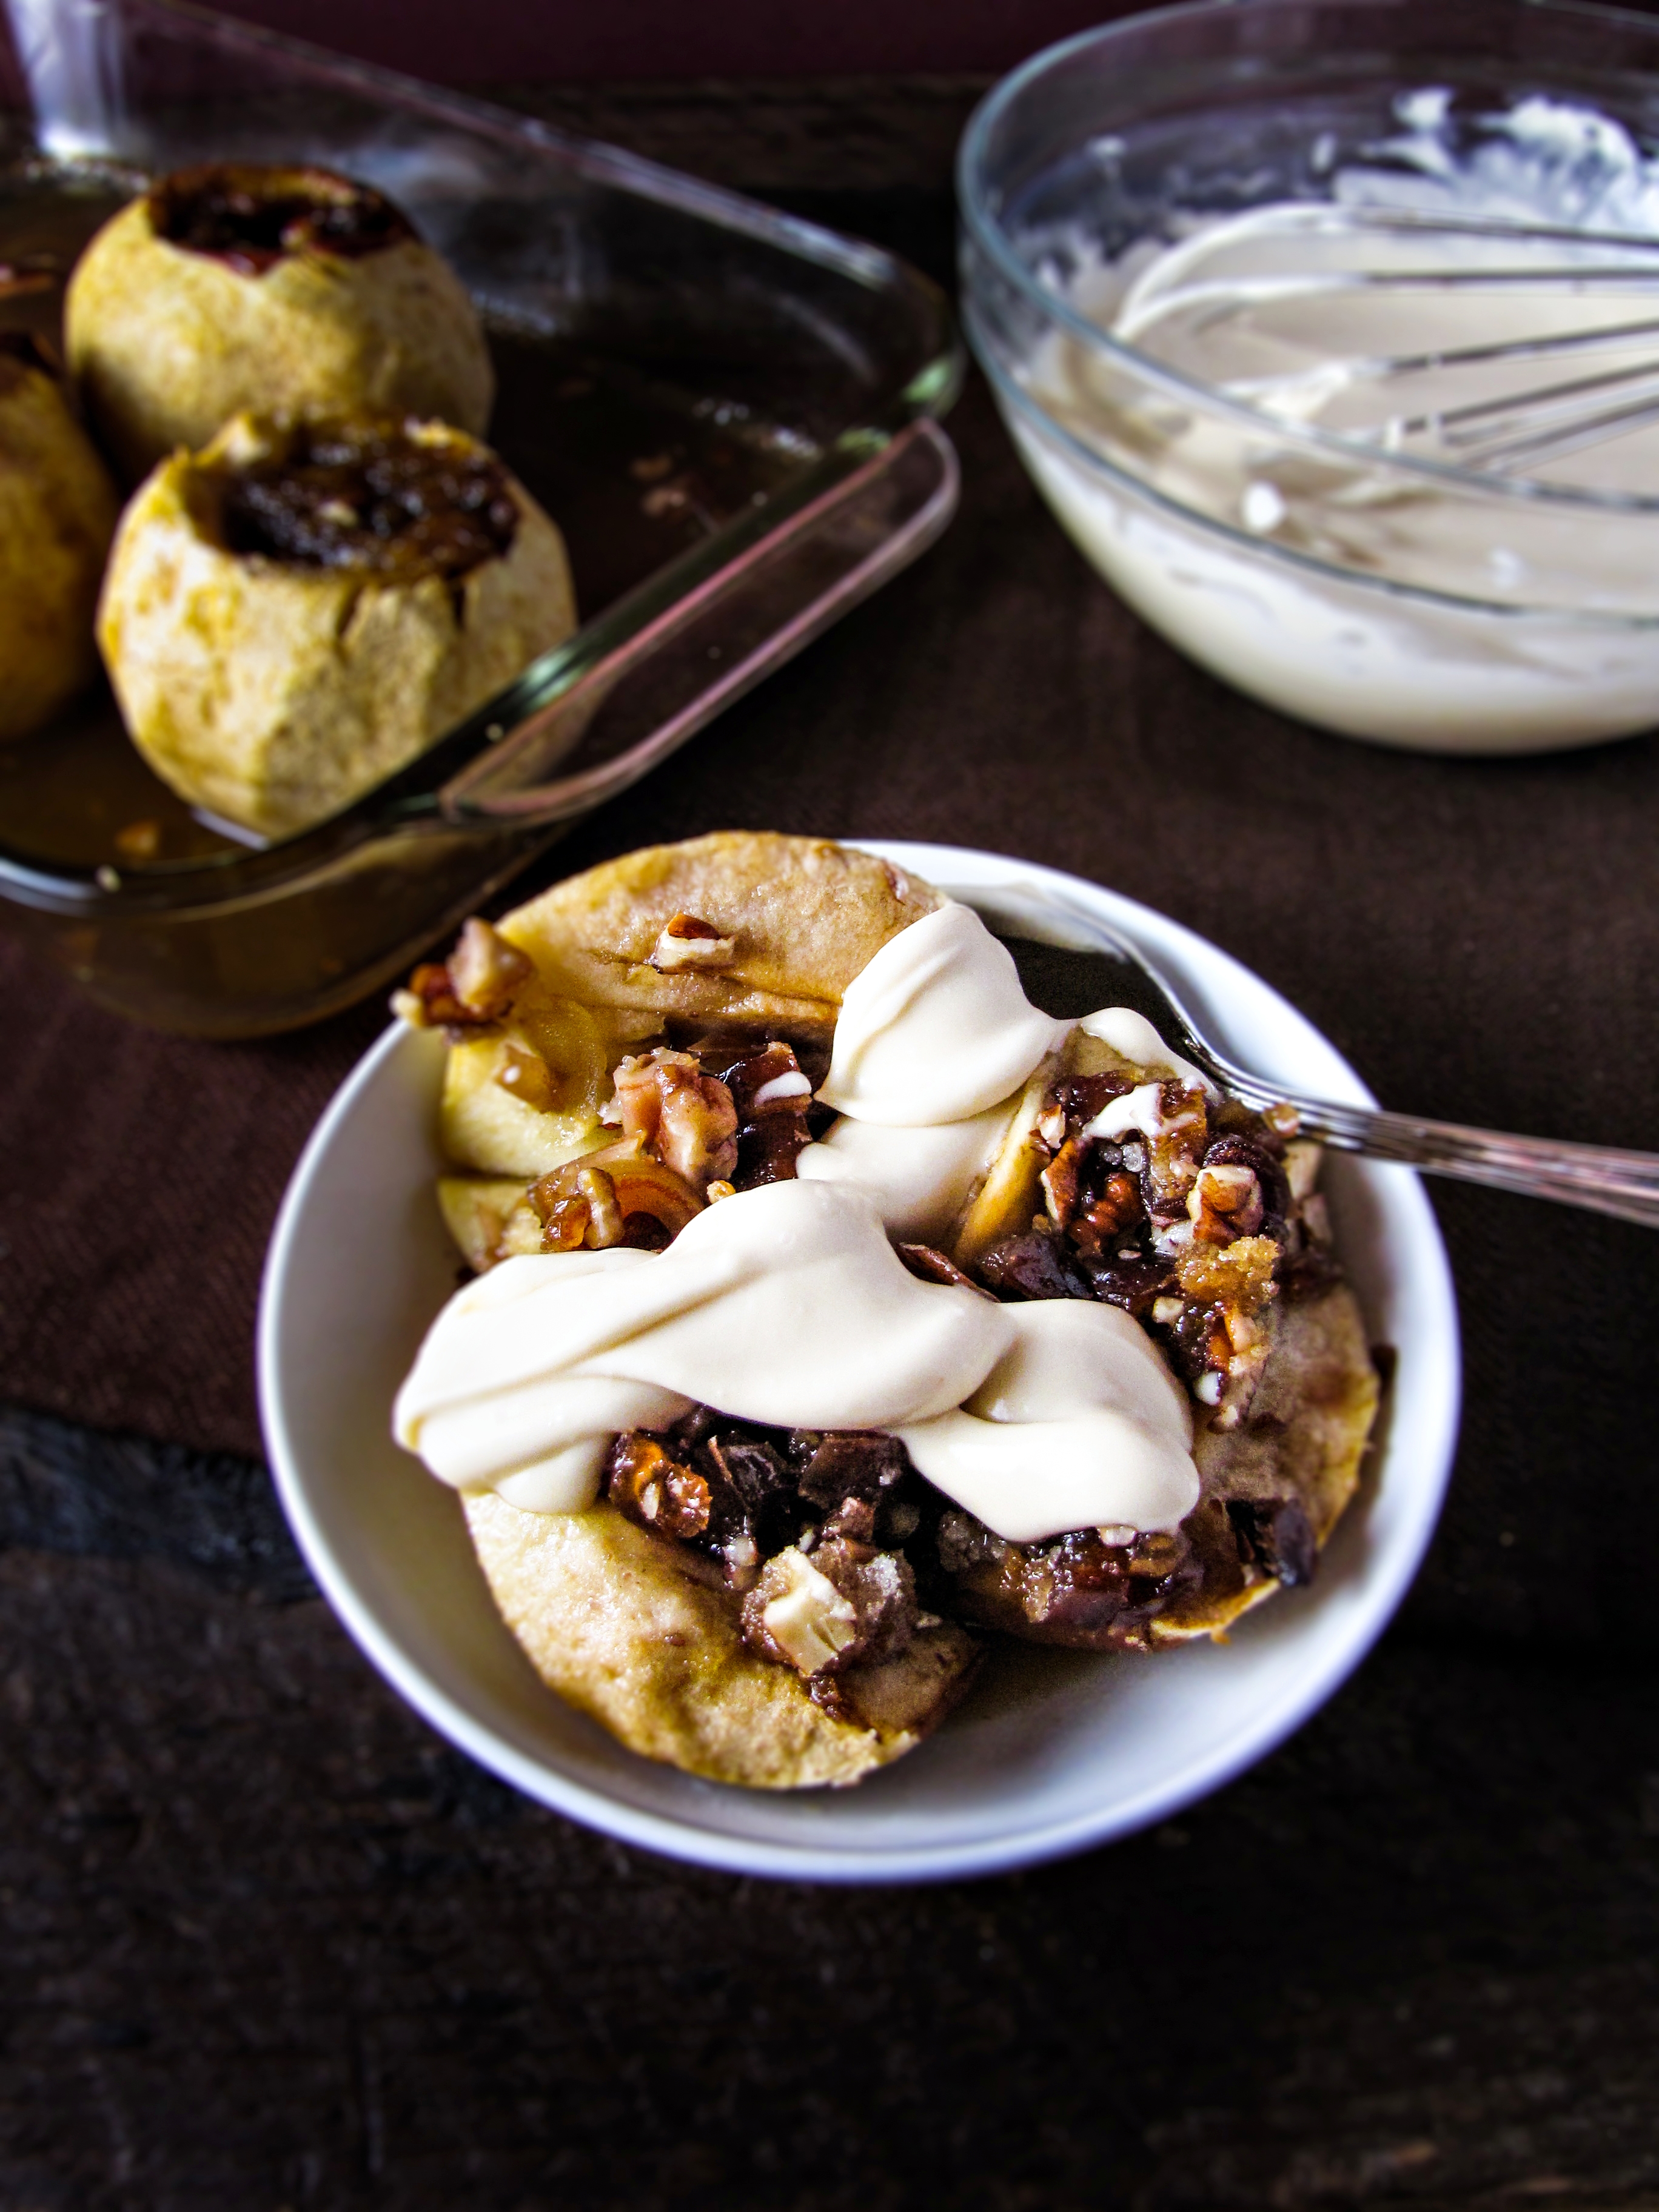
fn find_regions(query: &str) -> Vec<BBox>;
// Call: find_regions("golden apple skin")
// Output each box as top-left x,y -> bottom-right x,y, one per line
96,414 -> 577,840
0,347 -> 121,740
65,176 -> 494,481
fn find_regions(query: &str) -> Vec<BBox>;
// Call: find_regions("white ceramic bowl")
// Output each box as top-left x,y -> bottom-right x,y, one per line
258,842 -> 1461,1882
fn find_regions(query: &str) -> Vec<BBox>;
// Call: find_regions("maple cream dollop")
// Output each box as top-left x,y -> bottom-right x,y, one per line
395,1179 -> 1199,1541
816,901 -> 1070,1125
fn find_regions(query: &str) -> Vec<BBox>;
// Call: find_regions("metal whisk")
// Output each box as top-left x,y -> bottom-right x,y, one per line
1111,203 -> 1659,476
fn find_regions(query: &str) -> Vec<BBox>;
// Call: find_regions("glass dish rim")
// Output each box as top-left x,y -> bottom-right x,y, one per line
956,0 -> 1659,518
0,0 -> 962,909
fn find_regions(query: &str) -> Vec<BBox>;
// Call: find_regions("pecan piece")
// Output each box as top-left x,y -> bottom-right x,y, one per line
530,1145 -> 704,1251
606,1434 -> 711,1540
611,1048 -> 739,1189
392,916 -> 532,1030
1188,1161 -> 1264,1244
741,1538 -> 918,1675
649,911 -> 737,971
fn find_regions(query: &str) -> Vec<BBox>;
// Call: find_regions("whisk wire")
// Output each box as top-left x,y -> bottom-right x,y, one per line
1117,202 -> 1659,475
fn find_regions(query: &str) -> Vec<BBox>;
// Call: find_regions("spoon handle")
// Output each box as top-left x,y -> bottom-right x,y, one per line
1237,1079 -> 1659,1229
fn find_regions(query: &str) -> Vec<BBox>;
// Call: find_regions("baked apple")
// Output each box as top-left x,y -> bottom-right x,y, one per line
96,412 -> 577,839
65,163 -> 494,480
392,836 -> 1381,1788
0,333 -> 120,740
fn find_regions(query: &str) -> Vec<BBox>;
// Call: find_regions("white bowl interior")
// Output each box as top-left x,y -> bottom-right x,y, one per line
258,842 -> 1460,1881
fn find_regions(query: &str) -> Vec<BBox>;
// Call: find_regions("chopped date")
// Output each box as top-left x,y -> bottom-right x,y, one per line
1226,1496 -> 1317,1586
796,1431 -> 910,1507
814,1538 -> 920,1667
709,1041 -> 812,1188
738,1535 -> 920,1676
1079,1253 -> 1174,1318
976,1229 -> 1095,1302
706,1433 -> 793,1510
699,1432 -> 800,1560
1046,1072 -> 1133,1128
933,1515 -> 1199,1651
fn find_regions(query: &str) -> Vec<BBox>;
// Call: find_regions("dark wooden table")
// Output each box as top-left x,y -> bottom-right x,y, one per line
4,84 -> 1658,2210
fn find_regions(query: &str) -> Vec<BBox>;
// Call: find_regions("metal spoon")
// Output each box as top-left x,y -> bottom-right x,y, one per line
1002,906 -> 1659,1232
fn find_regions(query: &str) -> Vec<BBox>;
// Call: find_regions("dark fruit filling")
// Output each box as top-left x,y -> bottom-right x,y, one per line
605,1407 -> 1317,1669
212,420 -> 518,581
151,163 -> 414,275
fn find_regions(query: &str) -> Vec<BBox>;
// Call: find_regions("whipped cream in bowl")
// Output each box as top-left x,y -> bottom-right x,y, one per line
258,843 -> 1460,1880
960,0 -> 1659,751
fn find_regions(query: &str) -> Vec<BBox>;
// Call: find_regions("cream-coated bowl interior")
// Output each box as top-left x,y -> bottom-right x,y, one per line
960,0 -> 1659,754
258,842 -> 1461,1883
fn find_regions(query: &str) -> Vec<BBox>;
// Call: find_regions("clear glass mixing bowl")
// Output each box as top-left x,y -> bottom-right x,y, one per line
960,0 -> 1659,754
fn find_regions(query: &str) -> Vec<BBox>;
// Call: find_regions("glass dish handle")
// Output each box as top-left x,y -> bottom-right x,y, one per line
438,421 -> 959,831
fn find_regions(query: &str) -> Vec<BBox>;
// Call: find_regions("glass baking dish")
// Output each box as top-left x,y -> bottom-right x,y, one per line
0,0 -> 961,1035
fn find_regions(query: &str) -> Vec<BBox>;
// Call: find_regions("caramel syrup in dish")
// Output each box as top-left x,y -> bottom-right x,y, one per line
0,168 -> 820,870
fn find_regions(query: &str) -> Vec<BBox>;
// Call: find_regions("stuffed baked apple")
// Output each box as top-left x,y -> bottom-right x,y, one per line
65,163 -> 494,480
394,834 -> 1381,1788
96,412 -> 576,839
0,333 -> 120,740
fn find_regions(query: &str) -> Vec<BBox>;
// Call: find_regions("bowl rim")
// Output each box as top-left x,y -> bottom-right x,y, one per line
956,0 -> 1659,519
258,840 -> 1463,1883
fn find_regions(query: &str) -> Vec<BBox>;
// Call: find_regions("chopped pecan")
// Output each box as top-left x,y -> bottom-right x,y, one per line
529,1145 -> 703,1250
1041,1136 -> 1088,1229
606,1433 -> 711,1540
1188,1161 -> 1264,1244
1143,1082 -> 1210,1218
649,911 -> 737,971
1281,1138 -> 1322,1204
391,915 -> 532,1030
742,1539 -> 918,1675
1203,1131 -> 1290,1228
611,1048 -> 739,1188
1071,1172 -> 1144,1257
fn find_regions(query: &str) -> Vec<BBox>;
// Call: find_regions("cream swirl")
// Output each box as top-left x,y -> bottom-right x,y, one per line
816,901 -> 1070,1125
395,1178 -> 1199,1540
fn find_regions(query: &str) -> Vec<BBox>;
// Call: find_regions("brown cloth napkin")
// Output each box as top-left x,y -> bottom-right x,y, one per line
3,374 -> 1657,1475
